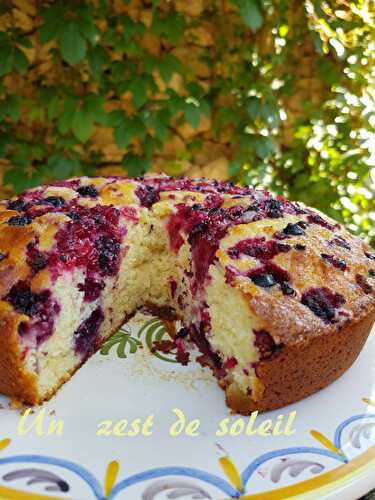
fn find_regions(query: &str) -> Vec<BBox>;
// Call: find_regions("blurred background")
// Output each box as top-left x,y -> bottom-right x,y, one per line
0,1 -> 374,240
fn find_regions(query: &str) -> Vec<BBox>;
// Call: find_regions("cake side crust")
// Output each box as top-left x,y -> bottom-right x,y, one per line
225,306 -> 375,415
0,302 -> 39,404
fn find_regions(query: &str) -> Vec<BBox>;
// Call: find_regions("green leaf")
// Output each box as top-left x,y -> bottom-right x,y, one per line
184,103 -> 201,129
47,154 -> 77,179
78,16 -> 97,45
40,5 -> 65,43
72,108 -> 94,142
14,48 -> 28,75
158,55 -> 181,83
247,96 -> 261,120
229,160 -> 241,177
114,121 -> 132,149
114,117 -> 145,149
0,49 -> 14,77
128,78 -> 148,109
47,95 -> 59,121
59,22 -> 87,65
87,46 -> 108,80
58,98 -> 76,134
123,153 -> 148,176
238,0 -> 263,33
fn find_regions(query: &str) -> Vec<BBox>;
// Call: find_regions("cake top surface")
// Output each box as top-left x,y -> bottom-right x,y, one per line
0,174 -> 374,347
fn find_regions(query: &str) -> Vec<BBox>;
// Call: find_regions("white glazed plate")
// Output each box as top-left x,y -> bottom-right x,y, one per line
0,313 -> 374,500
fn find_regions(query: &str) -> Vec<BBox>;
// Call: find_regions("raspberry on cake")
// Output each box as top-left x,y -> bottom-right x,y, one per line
0,175 -> 374,414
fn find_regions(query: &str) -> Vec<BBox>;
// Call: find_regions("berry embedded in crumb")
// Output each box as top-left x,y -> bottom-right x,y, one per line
321,253 -> 347,271
280,281 -> 296,296
95,236 -> 121,275
365,252 -> 375,261
76,185 -> 99,198
135,184 -> 160,207
7,199 -> 27,212
307,213 -> 338,231
295,244 -> 306,251
8,214 -> 32,226
0,252 -> 7,261
330,237 -> 351,250
42,196 -> 66,208
228,237 -> 291,261
283,222 -> 306,236
5,281 -> 48,317
250,272 -> 276,288
254,330 -> 279,359
356,274 -> 373,294
74,307 -> 104,358
301,287 -> 345,322
27,251 -> 48,273
248,262 -> 291,289
369,270 -> 375,277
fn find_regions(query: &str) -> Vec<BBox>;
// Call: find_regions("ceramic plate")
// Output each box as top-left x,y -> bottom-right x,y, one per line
0,313 -> 374,500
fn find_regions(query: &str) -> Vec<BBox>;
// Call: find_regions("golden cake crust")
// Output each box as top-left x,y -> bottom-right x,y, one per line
226,306 -> 375,414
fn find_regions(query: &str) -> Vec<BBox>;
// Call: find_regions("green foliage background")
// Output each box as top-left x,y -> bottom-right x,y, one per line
0,1 -> 374,241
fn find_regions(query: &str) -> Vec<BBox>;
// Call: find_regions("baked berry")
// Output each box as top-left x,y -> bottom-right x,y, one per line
369,270 -> 375,277
321,253 -> 347,271
280,281 -> 296,296
8,214 -> 32,226
43,196 -> 65,208
5,282 -> 47,317
76,185 -> 99,198
254,330 -> 278,359
356,274 -> 372,294
295,244 -> 306,251
283,223 -> 305,236
95,236 -> 121,275
7,199 -> 27,212
307,214 -> 338,231
74,307 -> 104,358
265,199 -> 282,218
0,252 -> 7,261
365,252 -> 375,261
301,287 -> 345,322
330,237 -> 351,250
250,272 -> 276,287
135,184 -> 160,207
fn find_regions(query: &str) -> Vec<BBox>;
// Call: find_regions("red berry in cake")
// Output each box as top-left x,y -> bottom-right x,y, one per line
330,237 -> 351,250
7,199 -> 27,212
8,214 -> 32,226
135,184 -> 160,207
254,330 -> 278,359
356,274 -> 373,294
76,185 -> 99,197
74,307 -> 104,358
301,287 -> 345,322
27,248 -> 48,273
95,236 -> 121,275
5,282 -> 50,318
307,213 -> 338,231
321,253 -> 347,271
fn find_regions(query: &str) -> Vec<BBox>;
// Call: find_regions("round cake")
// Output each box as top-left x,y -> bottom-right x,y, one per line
0,175 -> 374,414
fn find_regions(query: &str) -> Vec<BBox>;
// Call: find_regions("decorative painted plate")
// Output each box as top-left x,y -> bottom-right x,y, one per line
0,313 -> 374,500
